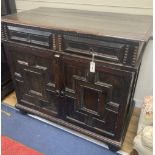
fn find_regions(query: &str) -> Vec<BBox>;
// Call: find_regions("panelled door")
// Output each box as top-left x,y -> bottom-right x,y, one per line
62,55 -> 133,140
4,42 -> 134,140
4,43 -> 63,117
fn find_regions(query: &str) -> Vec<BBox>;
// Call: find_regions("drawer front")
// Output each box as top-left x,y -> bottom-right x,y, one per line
62,34 -> 139,66
7,25 -> 53,49
3,22 -> 140,67
62,56 -> 134,140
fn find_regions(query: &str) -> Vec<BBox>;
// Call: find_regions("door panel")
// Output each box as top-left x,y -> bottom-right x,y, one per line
4,43 -> 60,116
63,56 -> 133,139
4,42 -> 133,140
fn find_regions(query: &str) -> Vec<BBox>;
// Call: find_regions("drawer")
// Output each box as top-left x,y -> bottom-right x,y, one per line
9,30 -> 28,42
63,34 -> 126,63
63,34 -> 140,66
7,25 -> 53,48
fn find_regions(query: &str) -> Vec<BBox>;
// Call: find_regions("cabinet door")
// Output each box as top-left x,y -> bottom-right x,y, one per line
63,56 -> 133,140
4,43 -> 62,117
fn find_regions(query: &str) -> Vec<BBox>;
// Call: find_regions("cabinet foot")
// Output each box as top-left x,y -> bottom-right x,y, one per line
19,109 -> 27,115
108,145 -> 120,152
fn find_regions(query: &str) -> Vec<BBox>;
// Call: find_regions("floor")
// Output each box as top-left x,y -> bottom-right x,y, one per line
2,91 -> 141,154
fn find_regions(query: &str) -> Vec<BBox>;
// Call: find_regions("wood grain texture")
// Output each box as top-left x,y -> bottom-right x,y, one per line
3,91 -> 141,154
2,8 -> 148,151
2,7 -> 152,41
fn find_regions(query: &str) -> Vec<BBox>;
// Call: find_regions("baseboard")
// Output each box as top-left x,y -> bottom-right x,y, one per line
134,99 -> 142,108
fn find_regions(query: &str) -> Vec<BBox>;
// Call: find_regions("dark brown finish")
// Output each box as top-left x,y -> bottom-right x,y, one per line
1,0 -> 16,99
2,7 -> 152,151
2,7 -> 152,41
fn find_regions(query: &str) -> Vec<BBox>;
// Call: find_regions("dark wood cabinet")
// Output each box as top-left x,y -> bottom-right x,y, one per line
1,0 -> 16,99
2,7 -> 152,151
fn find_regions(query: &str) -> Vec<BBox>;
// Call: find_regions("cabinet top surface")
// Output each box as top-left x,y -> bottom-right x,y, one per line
2,7 -> 152,41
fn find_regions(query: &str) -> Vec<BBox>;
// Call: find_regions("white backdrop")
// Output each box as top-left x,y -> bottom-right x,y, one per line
15,0 -> 152,15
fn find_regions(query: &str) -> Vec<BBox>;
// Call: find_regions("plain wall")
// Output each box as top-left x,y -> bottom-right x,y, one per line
15,0 -> 153,15
15,0 -> 153,107
134,40 -> 153,107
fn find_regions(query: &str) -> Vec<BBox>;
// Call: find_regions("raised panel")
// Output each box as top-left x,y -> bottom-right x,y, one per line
64,62 -> 86,98
74,75 -> 113,116
23,67 -> 44,97
63,34 -> 126,63
82,87 -> 99,112
63,57 -> 133,139
4,43 -> 60,116
9,30 -> 28,42
7,25 -> 53,49
62,34 -> 140,66
74,76 -> 117,137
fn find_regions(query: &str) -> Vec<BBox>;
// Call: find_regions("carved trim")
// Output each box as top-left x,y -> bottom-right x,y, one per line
33,65 -> 47,71
123,45 -> 129,64
81,107 -> 99,116
16,103 -> 122,147
93,117 -> 105,124
14,72 -> 22,78
64,35 -> 125,49
105,102 -> 119,114
65,87 -> 75,98
1,26 -> 5,40
58,34 -> 62,51
46,82 -> 56,93
131,46 -> 138,66
94,127 -> 115,137
95,81 -> 112,89
7,25 -> 51,48
46,82 -> 55,87
17,60 -> 29,66
73,75 -> 114,118
15,79 -> 24,83
73,75 -> 86,82
24,68 -> 41,75
1,23 -> 8,41
29,90 -> 42,97
14,72 -> 24,83
52,34 -> 56,50
66,116 -> 86,126
63,35 -> 126,63
65,87 -> 75,94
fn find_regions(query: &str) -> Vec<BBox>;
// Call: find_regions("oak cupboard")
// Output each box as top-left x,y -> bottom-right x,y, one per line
2,7 -> 152,151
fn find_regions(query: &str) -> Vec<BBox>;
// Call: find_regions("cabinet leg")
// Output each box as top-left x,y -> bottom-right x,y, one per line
108,145 -> 120,152
19,109 -> 27,115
